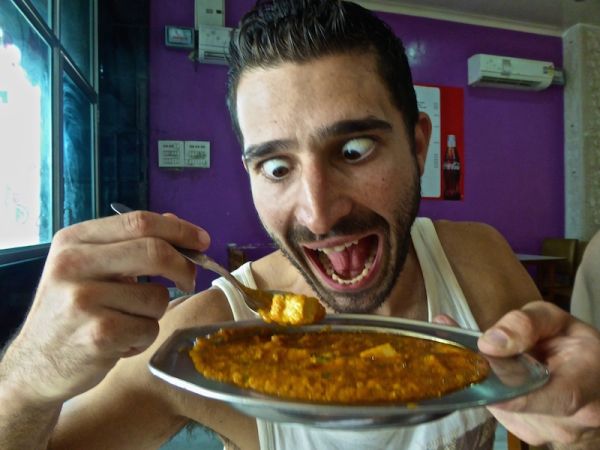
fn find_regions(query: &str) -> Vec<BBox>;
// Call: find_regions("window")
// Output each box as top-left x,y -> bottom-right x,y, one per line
0,0 -> 97,265
63,73 -> 94,226
61,0 -> 92,81
29,0 -> 50,26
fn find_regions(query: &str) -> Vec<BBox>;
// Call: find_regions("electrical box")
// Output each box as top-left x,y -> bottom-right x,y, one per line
195,0 -> 225,27
164,26 -> 195,49
197,24 -> 233,65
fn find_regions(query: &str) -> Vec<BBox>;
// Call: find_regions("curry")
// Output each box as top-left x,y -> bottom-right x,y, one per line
258,293 -> 326,326
189,327 -> 490,404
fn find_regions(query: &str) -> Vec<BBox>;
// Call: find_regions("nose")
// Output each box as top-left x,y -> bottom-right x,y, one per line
293,162 -> 352,236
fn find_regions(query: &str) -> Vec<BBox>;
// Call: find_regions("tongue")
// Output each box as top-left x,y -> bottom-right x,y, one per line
326,238 -> 373,278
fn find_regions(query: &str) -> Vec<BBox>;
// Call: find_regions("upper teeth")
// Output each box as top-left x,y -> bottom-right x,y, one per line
318,240 -> 358,255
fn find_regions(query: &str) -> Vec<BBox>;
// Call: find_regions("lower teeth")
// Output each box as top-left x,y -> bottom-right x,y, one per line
318,253 -> 375,286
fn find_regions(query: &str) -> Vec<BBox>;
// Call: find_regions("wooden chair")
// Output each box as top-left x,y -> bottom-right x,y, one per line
227,242 -> 278,271
508,431 -> 529,450
540,238 -> 578,310
507,431 -> 549,450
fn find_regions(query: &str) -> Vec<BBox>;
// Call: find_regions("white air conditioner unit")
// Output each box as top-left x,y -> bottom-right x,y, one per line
197,24 -> 234,65
468,54 -> 555,91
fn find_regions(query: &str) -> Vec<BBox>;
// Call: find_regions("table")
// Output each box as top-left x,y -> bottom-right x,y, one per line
516,254 -> 566,304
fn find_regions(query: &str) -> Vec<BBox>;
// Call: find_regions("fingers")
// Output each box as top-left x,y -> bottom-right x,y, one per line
47,211 -> 208,293
89,310 -> 159,358
488,333 -> 600,416
478,301 -> 571,356
47,238 -> 197,292
68,281 -> 170,320
57,210 -> 211,251
59,282 -> 169,359
78,308 -> 162,359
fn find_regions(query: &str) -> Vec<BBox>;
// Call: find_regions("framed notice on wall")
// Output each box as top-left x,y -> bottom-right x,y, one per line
415,85 -> 464,201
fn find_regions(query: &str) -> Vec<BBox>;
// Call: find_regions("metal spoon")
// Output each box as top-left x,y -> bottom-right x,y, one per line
110,202 -> 274,313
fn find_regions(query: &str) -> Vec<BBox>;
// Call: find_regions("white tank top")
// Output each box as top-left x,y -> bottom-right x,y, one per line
212,218 -> 496,450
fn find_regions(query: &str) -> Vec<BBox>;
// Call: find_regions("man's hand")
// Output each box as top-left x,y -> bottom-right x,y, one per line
0,210 -> 210,406
479,301 -> 600,446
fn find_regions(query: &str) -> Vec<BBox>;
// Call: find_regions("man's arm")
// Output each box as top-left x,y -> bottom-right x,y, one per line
0,210 -> 208,449
0,366 -> 61,449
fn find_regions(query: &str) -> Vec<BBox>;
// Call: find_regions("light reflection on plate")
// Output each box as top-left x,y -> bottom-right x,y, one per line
149,314 -> 549,429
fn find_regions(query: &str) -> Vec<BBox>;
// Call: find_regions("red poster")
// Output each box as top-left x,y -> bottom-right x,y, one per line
416,85 -> 464,201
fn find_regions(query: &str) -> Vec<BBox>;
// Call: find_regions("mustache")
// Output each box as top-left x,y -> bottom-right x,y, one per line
286,211 -> 388,243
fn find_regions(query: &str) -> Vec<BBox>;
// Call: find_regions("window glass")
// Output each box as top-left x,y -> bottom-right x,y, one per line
60,0 -> 92,80
30,0 -> 51,25
63,74 -> 93,226
0,2 -> 52,250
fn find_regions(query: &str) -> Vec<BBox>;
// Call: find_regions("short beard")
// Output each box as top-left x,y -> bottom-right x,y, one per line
265,165 -> 421,314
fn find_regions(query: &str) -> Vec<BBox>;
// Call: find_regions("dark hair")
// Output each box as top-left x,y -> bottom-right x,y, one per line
226,0 -> 418,146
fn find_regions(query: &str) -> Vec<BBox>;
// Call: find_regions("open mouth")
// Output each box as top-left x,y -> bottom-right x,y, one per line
304,234 -> 381,291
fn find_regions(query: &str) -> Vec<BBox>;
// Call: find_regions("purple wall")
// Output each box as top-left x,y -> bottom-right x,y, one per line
149,0 -> 564,290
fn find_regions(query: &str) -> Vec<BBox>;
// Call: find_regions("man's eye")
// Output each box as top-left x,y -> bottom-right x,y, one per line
261,158 -> 291,180
342,138 -> 375,162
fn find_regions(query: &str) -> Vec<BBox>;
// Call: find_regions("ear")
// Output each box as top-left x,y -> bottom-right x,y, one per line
241,155 -> 249,173
413,112 -> 432,176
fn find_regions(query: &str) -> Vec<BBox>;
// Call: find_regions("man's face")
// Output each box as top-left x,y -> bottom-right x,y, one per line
236,52 -> 429,313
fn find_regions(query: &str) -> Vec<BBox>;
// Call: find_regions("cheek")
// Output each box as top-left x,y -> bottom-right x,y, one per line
358,158 -> 415,209
251,183 -> 287,231
357,168 -> 395,204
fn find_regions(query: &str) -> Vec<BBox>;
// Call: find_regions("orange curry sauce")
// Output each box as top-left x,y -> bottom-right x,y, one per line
189,327 -> 490,404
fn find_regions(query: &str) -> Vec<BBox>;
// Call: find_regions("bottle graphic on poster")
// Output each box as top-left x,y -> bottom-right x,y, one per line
443,134 -> 461,200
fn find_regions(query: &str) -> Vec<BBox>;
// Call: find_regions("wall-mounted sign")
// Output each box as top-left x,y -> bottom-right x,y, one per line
416,85 -> 464,201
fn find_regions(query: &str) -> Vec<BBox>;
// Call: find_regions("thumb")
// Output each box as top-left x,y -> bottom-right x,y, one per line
478,301 -> 570,356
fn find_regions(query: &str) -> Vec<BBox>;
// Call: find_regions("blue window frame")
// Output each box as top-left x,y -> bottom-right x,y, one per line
0,0 -> 97,266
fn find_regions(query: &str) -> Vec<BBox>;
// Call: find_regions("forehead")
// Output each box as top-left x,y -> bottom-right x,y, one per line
236,52 -> 400,148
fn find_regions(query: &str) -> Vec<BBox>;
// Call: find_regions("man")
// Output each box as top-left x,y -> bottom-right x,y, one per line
571,232 -> 600,329
1,1 -> 599,449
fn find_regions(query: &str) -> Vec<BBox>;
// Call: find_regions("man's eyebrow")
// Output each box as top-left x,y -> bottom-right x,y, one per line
243,117 -> 393,161
314,117 -> 393,140
243,139 -> 295,161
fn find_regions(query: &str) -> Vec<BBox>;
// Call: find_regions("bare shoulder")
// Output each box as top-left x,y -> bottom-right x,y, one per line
432,220 -> 540,329
252,250 -> 312,294
434,220 -> 510,253
53,288 -> 258,450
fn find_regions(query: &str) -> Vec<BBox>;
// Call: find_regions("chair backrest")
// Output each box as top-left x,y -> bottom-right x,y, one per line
541,238 -> 578,282
227,242 -> 278,271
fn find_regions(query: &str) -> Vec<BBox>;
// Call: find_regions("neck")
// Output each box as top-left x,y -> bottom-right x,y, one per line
374,243 -> 428,321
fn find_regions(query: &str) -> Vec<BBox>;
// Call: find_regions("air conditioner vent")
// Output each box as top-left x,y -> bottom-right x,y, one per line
477,76 -> 542,88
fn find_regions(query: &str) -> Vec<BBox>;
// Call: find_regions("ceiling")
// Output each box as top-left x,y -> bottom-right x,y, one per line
359,0 -> 600,35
